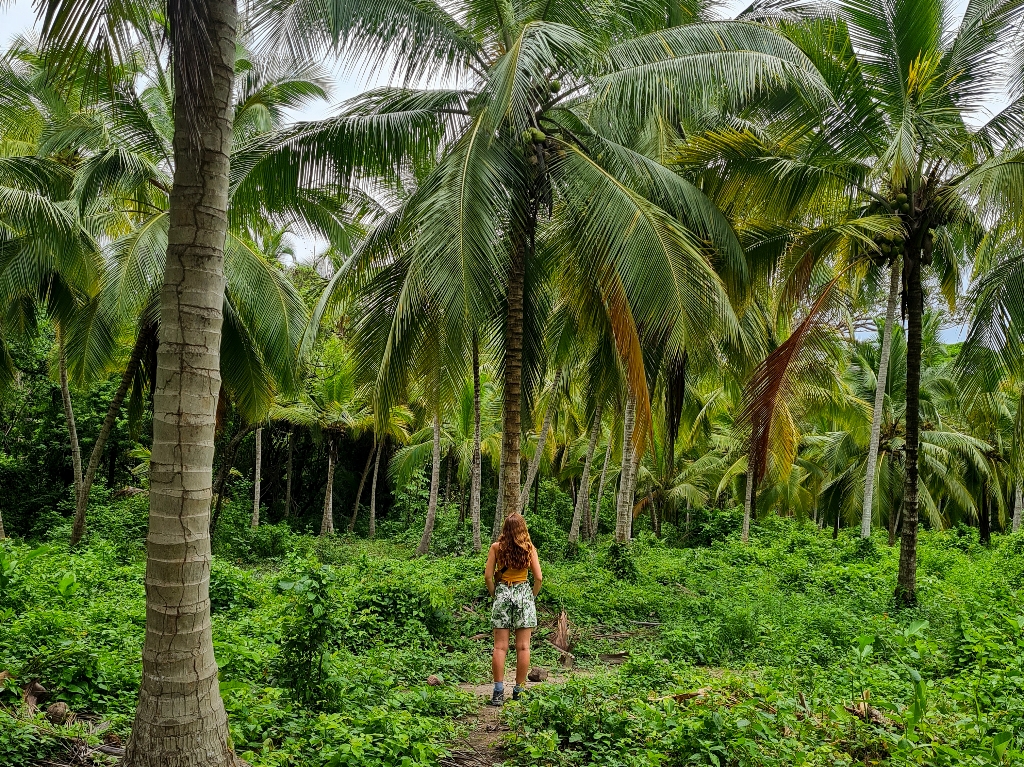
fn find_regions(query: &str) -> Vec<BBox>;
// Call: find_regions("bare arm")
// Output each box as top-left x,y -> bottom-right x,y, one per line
485,543 -> 497,596
530,547 -> 543,597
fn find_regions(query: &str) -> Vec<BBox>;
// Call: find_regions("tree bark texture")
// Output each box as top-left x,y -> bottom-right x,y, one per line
251,427 -> 262,527
123,0 -> 239,761
1014,484 -> 1022,534
615,393 -> 636,543
471,337 -> 482,552
569,402 -> 602,544
742,458 -> 754,543
321,440 -> 336,535
861,259 -> 900,538
348,444 -> 374,533
416,414 -> 442,556
500,235 -> 525,524
592,439 -> 612,542
368,442 -> 382,539
519,368 -> 562,514
71,324 -> 154,546
896,257 -> 923,607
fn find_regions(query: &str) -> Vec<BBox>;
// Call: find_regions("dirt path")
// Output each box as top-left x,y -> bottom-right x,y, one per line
443,673 -> 580,767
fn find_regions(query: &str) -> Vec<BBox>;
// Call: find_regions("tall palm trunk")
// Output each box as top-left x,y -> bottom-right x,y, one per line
592,439 -> 612,542
861,259 -> 900,538
348,444 -> 374,533
896,257 -> 923,607
519,368 -> 562,514
368,441 -> 382,539
979,489 -> 991,546
742,457 -> 755,543
284,430 -> 294,517
58,340 -> 84,529
1013,484 -> 1022,534
123,0 -> 238,762
321,439 -> 336,535
569,402 -> 602,544
71,324 -> 154,546
470,336 -> 482,552
500,228 -> 527,521
251,427 -> 262,527
0,504 -> 5,540
615,392 -> 636,543
416,414 -> 442,556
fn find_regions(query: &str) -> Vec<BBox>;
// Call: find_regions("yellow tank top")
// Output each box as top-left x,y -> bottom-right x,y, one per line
496,545 -> 532,584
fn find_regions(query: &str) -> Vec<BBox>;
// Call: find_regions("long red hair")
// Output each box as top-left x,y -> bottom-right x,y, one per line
497,513 -> 533,569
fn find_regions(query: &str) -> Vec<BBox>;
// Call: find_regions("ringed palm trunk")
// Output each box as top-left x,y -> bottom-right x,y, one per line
348,444 -> 374,533
1013,484 -> 1022,534
742,457 -> 755,543
416,414 -> 442,556
58,340 -> 84,528
368,441 -> 382,539
591,439 -> 612,542
470,337 -> 482,552
251,427 -> 262,527
321,439 -> 336,535
615,392 -> 636,543
71,323 -> 154,547
123,0 -> 239,762
861,259 -> 900,538
519,368 -> 562,514
569,402 -> 603,545
500,233 -> 526,522
896,255 -> 924,607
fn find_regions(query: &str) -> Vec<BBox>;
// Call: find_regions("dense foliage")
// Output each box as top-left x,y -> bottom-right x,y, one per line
2,494 -> 1024,765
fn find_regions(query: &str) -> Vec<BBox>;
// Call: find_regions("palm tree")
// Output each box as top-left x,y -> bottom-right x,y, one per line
255,0 -> 828,531
685,0 -> 1024,603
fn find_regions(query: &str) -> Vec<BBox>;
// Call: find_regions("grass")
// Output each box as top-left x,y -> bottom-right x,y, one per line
1,497 -> 1023,766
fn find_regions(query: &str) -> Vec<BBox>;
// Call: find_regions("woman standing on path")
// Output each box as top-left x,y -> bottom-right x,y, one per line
485,513 -> 543,706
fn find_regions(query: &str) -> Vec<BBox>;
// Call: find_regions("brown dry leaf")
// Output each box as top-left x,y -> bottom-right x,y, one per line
551,611 -> 571,652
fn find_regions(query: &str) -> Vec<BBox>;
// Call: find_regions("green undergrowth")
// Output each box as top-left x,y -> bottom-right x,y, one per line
1,501 -> 1023,765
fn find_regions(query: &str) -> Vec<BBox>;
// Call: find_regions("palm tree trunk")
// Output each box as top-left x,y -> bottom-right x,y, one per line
416,414 -> 442,556
123,0 -> 238,760
519,368 -> 562,514
348,445 -> 374,533
1013,484 -> 1022,534
742,457 -> 754,543
211,423 -> 254,534
284,430 -> 294,517
492,441 -> 505,542
896,257 -> 923,607
979,490 -> 991,546
500,232 -> 526,521
861,259 -> 900,538
369,441 -> 382,539
625,450 -> 639,540
251,427 -> 262,527
321,439 -> 336,535
470,336 -> 482,552
615,392 -> 636,543
0,503 -> 5,540
569,402 -> 603,545
71,324 -> 154,547
592,439 -> 612,542
58,341 -> 84,539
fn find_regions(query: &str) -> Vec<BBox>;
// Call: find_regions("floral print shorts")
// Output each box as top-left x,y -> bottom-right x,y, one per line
491,581 -> 537,630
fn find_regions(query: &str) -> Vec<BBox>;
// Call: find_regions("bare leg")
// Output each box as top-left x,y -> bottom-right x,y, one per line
514,627 -> 532,686
492,629 -> 509,683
